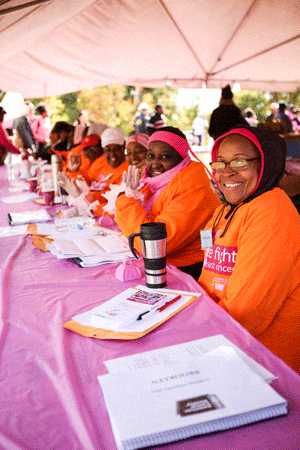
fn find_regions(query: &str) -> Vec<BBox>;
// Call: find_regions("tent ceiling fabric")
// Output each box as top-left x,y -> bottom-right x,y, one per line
0,0 -> 299,97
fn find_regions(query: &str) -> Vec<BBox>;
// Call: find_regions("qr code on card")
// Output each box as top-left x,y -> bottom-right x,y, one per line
126,289 -> 167,305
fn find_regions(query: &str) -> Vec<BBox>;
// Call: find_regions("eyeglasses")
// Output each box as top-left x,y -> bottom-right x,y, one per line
210,158 -> 261,172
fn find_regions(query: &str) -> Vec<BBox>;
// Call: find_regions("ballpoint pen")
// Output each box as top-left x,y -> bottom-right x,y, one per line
137,295 -> 181,320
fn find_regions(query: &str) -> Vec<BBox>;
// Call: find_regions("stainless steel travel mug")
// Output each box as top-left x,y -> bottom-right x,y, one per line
51,154 -> 63,196
129,222 -> 167,288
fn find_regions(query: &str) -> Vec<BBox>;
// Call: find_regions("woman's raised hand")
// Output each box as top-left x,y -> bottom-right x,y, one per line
67,153 -> 81,173
122,165 -> 141,190
57,171 -> 82,198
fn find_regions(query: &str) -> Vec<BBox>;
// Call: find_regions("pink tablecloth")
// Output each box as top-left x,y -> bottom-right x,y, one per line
0,165 -> 300,450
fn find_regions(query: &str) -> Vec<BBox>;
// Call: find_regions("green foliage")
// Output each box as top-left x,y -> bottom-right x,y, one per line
29,92 -> 80,126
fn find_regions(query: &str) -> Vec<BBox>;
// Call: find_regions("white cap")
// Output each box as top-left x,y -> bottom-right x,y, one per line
138,102 -> 150,111
0,92 -> 29,121
101,127 -> 125,147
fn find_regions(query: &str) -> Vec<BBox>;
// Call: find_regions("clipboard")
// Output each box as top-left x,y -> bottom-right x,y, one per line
63,287 -> 201,340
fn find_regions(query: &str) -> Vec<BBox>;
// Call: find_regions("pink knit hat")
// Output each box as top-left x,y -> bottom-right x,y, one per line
126,133 -> 149,149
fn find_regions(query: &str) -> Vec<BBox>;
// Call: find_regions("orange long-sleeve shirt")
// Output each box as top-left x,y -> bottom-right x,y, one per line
64,145 -> 93,182
87,155 -> 129,216
199,187 -> 300,371
115,161 -> 221,267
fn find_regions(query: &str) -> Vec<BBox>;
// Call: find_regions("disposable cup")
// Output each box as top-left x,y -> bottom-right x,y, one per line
28,177 -> 38,192
43,190 -> 55,206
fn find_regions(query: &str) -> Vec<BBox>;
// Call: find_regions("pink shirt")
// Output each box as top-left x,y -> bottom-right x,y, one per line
0,123 -> 20,154
31,116 -> 51,143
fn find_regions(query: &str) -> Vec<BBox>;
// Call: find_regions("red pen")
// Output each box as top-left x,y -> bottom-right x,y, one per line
136,295 -> 182,320
157,295 -> 181,312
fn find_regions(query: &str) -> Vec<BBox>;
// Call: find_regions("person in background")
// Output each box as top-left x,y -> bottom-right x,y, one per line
147,104 -> 166,136
74,110 -> 89,128
58,127 -> 128,217
115,126 -> 221,280
0,106 -> 20,164
198,126 -> 300,372
277,103 -> 293,133
244,108 -> 258,127
192,114 -> 207,145
208,85 -> 247,140
266,102 -> 279,121
279,155 -> 300,214
134,103 -> 150,134
31,105 -> 51,155
125,133 -> 148,171
12,104 -> 35,154
292,108 -> 300,132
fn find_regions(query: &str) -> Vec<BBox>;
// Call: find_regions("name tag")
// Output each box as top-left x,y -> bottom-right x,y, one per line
200,229 -> 213,249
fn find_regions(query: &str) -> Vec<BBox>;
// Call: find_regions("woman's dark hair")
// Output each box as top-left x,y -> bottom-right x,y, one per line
221,85 -> 233,100
35,105 -> 47,115
278,103 -> 287,112
155,126 -> 187,140
51,121 -> 73,134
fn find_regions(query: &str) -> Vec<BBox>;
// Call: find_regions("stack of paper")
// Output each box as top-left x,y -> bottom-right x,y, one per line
45,224 -> 133,266
99,342 -> 287,450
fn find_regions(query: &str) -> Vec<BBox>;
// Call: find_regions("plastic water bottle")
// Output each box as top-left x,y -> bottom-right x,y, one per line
6,154 -> 14,180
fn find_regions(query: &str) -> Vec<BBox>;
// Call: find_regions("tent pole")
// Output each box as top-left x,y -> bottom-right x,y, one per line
0,0 -> 50,16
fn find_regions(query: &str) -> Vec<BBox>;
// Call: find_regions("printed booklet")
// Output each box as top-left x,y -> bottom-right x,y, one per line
98,347 -> 287,450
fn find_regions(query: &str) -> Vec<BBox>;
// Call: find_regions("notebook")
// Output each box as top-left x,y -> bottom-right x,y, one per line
98,348 -> 287,450
8,209 -> 52,226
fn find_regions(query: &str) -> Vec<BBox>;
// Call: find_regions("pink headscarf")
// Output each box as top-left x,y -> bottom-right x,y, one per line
126,133 -> 149,149
148,130 -> 190,158
148,129 -> 211,178
140,130 -> 192,214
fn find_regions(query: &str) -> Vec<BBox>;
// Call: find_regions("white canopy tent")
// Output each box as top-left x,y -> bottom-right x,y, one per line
0,0 -> 299,98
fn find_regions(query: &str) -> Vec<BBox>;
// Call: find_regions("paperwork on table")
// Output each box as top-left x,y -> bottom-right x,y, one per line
44,219 -> 133,266
104,334 -> 276,383
1,192 -> 39,203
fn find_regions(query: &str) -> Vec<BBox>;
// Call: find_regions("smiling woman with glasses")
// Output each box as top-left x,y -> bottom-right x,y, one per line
198,126 -> 300,372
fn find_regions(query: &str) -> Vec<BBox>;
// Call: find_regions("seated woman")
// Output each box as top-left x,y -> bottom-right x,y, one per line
198,126 -> 300,372
58,127 -> 129,217
64,134 -> 103,181
37,121 -> 73,162
115,126 -> 221,280
125,133 -> 148,170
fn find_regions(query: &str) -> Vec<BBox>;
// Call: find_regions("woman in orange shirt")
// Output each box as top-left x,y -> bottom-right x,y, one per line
199,126 -> 300,371
115,127 -> 221,280
64,134 -> 102,182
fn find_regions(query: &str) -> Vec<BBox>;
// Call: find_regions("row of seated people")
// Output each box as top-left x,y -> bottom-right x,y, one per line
52,122 -> 300,373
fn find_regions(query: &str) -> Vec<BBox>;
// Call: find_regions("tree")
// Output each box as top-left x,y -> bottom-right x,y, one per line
46,92 -> 79,124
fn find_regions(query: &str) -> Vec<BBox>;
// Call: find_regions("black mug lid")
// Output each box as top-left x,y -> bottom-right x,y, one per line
140,222 -> 167,240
